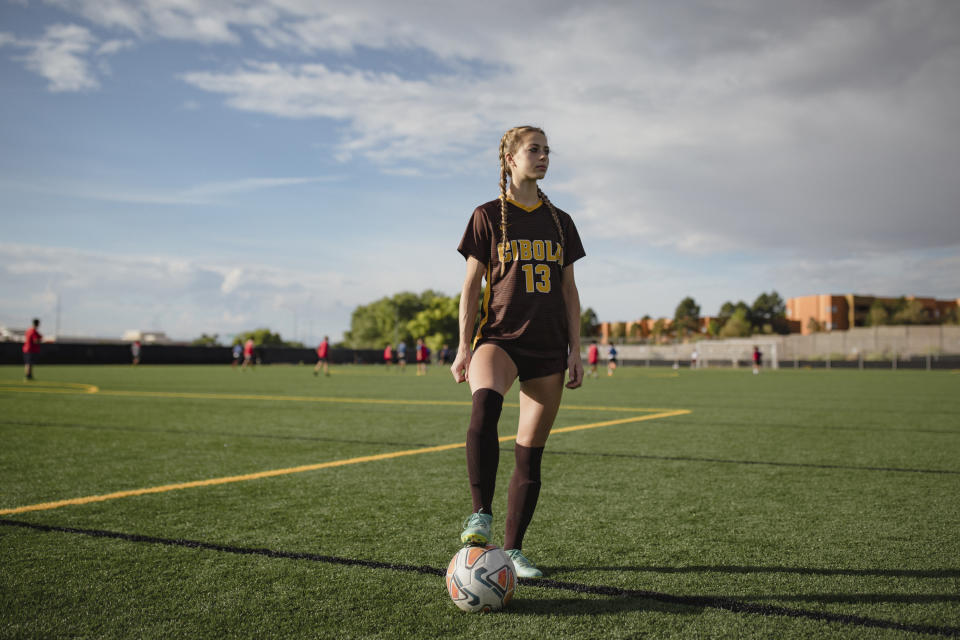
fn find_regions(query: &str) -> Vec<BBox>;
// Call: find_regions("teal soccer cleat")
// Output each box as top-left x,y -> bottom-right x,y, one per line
460,511 -> 492,546
505,549 -> 543,578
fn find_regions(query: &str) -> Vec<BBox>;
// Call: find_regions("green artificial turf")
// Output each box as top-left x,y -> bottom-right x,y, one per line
1,364 -> 958,639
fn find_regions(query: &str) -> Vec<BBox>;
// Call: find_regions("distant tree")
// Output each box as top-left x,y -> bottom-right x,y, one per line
718,301 -> 736,322
673,297 -> 701,336
706,318 -> 722,337
718,308 -> 752,337
580,307 -> 599,337
192,333 -> 220,347
892,299 -> 930,325
718,300 -> 752,332
806,318 -> 823,333
890,296 -> 908,316
233,328 -> 301,347
406,294 -> 460,352
344,290 -> 451,349
636,314 -> 652,340
944,306 -> 960,326
651,318 -> 669,342
751,291 -> 788,334
609,321 -> 627,341
865,300 -> 890,326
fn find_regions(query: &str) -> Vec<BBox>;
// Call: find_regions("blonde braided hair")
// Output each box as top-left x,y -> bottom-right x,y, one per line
497,126 -> 565,276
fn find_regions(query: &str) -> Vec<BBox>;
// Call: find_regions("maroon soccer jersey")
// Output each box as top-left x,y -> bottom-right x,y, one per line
22,327 -> 41,354
458,198 -> 586,359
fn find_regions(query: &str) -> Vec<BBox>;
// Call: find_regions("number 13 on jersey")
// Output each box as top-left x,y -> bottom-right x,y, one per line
521,263 -> 551,293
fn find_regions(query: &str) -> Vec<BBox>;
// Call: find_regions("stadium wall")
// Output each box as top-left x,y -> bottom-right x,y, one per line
4,326 -> 958,368
584,325 -> 960,369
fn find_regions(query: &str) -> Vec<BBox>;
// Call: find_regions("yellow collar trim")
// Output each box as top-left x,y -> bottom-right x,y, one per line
505,198 -> 543,212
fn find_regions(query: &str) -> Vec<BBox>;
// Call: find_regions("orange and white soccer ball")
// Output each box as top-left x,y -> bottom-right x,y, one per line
445,544 -> 516,612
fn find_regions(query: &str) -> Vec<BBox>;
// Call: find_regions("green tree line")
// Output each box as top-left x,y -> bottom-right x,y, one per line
347,292 -> 604,351
191,329 -> 304,348
862,297 -> 957,328
709,291 -> 790,338
343,290 -> 460,352
193,291 -> 958,348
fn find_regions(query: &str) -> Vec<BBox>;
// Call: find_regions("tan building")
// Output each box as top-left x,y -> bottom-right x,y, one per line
786,294 -> 958,335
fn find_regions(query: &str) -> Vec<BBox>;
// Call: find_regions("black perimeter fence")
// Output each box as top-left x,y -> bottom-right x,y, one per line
3,342 -> 959,370
1,343 -> 382,366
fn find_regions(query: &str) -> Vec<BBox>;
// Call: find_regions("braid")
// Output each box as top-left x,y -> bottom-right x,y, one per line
537,187 -> 565,252
497,125 -> 549,277
498,133 -> 510,276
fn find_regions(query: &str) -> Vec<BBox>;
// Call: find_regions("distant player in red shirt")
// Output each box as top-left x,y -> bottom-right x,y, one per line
314,336 -> 330,377
415,338 -> 428,376
587,340 -> 599,378
752,345 -> 762,375
241,338 -> 255,370
451,126 -> 586,579
383,343 -> 393,367
22,318 -> 42,380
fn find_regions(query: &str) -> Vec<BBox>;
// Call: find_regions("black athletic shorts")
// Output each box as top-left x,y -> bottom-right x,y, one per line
476,339 -> 567,382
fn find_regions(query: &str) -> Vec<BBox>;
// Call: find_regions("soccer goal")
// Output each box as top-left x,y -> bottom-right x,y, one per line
695,339 -> 779,370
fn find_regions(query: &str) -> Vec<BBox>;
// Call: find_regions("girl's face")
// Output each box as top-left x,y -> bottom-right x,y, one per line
508,131 -> 549,182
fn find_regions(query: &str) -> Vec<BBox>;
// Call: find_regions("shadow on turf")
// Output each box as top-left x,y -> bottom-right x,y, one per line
547,565 -> 960,579
729,593 -> 960,604
507,595 -> 701,617
5,519 -> 958,638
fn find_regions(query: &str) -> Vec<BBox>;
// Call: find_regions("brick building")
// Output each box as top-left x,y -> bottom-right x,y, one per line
786,294 -> 958,335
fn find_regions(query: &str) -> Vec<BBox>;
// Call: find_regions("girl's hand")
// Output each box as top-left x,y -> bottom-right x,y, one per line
566,352 -> 584,389
451,347 -> 471,383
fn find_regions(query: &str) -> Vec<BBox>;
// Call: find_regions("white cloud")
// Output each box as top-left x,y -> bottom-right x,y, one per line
0,175 -> 341,205
0,243 -> 357,340
0,22 -> 137,92
3,0 -> 958,332
17,23 -> 100,92
167,1 -> 960,257
45,0 -> 275,43
180,61 -> 500,164
220,268 -> 243,294
96,38 -> 135,55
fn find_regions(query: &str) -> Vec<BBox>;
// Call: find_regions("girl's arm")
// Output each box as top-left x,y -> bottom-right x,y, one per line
561,263 -> 584,389
451,256 -> 485,383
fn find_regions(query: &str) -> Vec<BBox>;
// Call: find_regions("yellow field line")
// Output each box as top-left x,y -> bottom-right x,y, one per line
98,389 -> 473,407
549,409 -> 690,435
0,381 -> 99,394
0,382 -> 671,413
0,408 -> 689,516
100,391 -> 679,414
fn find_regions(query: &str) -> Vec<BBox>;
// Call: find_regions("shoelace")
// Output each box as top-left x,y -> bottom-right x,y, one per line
507,550 -> 533,568
462,512 -> 490,529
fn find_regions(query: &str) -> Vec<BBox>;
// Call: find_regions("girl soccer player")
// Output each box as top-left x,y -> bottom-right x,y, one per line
450,125 -> 586,578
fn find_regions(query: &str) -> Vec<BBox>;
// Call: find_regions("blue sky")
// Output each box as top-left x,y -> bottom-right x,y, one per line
1,0 -> 958,344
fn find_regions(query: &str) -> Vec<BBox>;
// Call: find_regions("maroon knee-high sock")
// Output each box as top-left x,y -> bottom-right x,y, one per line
466,388 -> 503,516
504,444 -> 544,550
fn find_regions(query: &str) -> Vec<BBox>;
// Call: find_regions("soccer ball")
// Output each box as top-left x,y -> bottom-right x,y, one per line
445,544 -> 516,612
